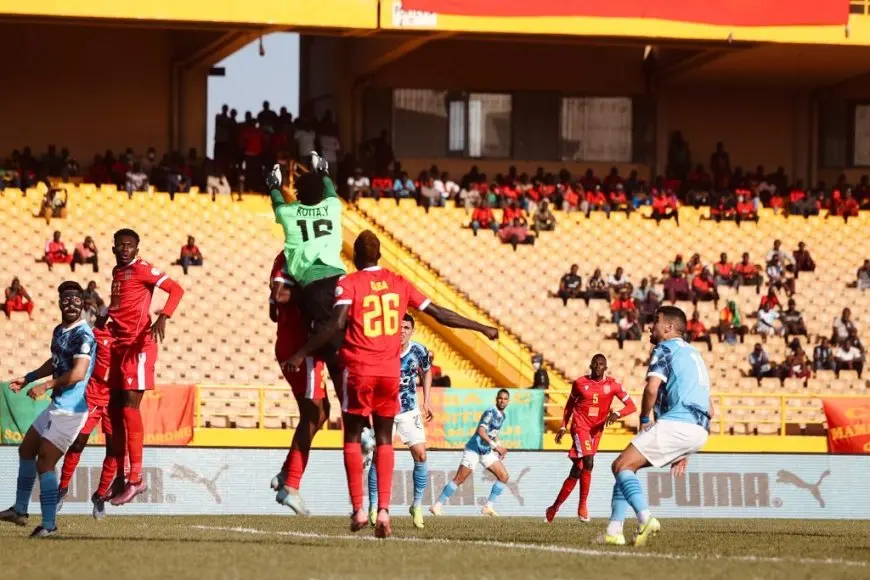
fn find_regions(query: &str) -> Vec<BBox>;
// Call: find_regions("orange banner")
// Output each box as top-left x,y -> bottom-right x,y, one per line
89,385 -> 195,446
822,398 -> 870,454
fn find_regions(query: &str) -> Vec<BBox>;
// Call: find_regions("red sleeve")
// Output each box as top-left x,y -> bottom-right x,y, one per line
271,254 -> 292,286
334,275 -> 355,307
158,277 -> 184,318
614,381 -> 637,417
403,276 -> 431,311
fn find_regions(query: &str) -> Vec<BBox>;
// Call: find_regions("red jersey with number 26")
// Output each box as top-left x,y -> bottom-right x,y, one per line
335,266 -> 430,378
563,376 -> 631,432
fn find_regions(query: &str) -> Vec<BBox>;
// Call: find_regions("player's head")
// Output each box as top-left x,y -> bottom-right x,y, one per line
57,280 -> 85,324
650,305 -> 687,345
113,228 -> 140,265
294,171 -> 324,206
589,353 -> 607,379
401,313 -> 415,347
495,388 -> 510,410
353,230 -> 381,270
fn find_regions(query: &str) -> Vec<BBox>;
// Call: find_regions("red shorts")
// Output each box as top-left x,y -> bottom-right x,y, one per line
568,429 -> 602,459
80,405 -> 113,437
109,341 -> 157,391
340,370 -> 399,418
280,356 -> 327,401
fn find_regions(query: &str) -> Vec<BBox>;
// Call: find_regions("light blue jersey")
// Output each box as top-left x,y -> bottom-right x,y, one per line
398,341 -> 431,414
465,406 -> 505,455
49,320 -> 96,413
647,337 -> 711,429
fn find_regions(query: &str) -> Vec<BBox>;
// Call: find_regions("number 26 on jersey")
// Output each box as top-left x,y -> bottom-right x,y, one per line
362,293 -> 400,337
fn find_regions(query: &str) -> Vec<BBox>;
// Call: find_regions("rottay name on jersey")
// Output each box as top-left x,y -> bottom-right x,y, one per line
399,341 -> 431,413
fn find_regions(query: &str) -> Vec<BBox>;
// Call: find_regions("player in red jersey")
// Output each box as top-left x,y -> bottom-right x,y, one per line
106,229 -> 184,506
286,231 -> 498,538
57,321 -> 116,520
546,353 -> 636,522
267,250 -> 328,515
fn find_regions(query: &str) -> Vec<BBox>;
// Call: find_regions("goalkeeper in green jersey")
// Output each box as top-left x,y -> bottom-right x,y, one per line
267,152 -> 346,359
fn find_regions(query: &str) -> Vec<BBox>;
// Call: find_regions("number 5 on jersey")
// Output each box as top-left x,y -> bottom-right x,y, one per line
362,293 -> 400,337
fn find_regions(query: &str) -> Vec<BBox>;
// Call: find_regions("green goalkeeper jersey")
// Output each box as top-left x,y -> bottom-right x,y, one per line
271,175 -> 346,287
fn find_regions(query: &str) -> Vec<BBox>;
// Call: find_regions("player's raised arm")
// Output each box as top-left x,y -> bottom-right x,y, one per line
285,303 -> 349,372
420,303 -> 499,340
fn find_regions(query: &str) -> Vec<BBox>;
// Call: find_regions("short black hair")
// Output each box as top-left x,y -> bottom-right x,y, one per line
58,280 -> 84,297
591,353 -> 607,364
295,171 -> 325,205
403,313 -> 415,327
497,388 -> 510,398
114,228 -> 140,244
656,305 -> 687,334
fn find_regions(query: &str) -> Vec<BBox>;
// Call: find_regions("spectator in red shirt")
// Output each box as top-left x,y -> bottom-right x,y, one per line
470,200 -> 499,236
610,289 -> 637,323
735,194 -> 758,226
759,287 -> 780,311
691,268 -> 719,309
608,183 -> 632,217
783,347 -> 812,387
498,217 -> 535,251
713,253 -> 738,290
650,189 -> 679,226
827,189 -> 860,223
734,252 -> 763,294
792,242 -> 816,277
43,230 -> 72,271
3,277 -> 34,320
72,235 -> 99,273
176,235 -> 204,275
686,311 -> 713,351
502,200 -> 525,226
582,185 -> 610,219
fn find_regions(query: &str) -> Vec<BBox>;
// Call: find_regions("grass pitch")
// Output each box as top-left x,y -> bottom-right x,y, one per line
1,516 -> 868,580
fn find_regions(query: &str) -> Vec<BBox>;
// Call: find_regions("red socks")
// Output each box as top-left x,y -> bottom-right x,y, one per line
579,468 -> 593,512
110,406 -> 127,479
123,407 -> 144,484
286,449 -> 309,490
375,444 -> 395,512
553,476 -> 578,509
343,442 -> 363,511
59,451 -> 81,490
97,455 -> 117,497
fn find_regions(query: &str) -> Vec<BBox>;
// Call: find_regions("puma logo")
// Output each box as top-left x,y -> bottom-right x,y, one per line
484,467 -> 531,506
171,464 -> 229,504
776,470 -> 830,508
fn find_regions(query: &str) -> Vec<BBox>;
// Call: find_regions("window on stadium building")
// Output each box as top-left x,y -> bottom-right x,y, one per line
448,93 -> 512,158
560,97 -> 632,162
392,89 -> 448,159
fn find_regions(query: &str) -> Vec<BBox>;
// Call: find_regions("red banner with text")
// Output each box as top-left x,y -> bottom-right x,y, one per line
822,398 -> 870,454
401,0 -> 849,27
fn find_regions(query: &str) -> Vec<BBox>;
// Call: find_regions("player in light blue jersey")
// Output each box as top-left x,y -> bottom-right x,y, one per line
367,314 -> 433,528
1,281 -> 96,538
601,305 -> 714,547
431,389 -> 511,517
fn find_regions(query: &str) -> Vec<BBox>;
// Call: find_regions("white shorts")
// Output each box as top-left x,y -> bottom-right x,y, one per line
31,403 -> 88,454
394,408 -> 426,447
460,448 -> 499,470
631,420 -> 708,468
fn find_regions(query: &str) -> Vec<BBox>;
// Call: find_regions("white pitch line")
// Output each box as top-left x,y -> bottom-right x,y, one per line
190,525 -> 867,568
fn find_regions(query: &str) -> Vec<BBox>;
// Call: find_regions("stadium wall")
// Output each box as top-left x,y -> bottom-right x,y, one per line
4,448 -> 865,519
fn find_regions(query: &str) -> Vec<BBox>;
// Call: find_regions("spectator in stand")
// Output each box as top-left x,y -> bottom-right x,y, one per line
835,337 -> 864,379
501,200 -> 525,227
176,236 -> 204,275
662,254 -> 691,303
608,183 -> 632,217
759,286 -> 780,310
125,162 -> 149,199
849,328 -> 866,357
585,268 -> 610,305
832,307 -> 856,344
713,253 -> 738,290
610,289 -> 637,324
556,264 -> 583,306
650,189 -> 679,226
710,142 -> 731,189
393,171 -> 415,201
206,172 -> 231,199
748,343 -> 779,385
755,302 -> 783,342
43,230 -> 72,271
686,164 -> 712,207
293,114 -> 317,161
666,131 -> 692,182
858,259 -> 870,291
685,311 -> 713,351
533,200 -> 556,234
531,354 -> 549,390
781,299 -> 808,343
607,267 -> 631,299
616,309 -> 642,350
498,217 -> 534,251
632,277 -> 662,303
783,347 -> 812,387
638,289 -> 661,328
734,252 -> 763,294
766,255 -> 794,296
470,200 -> 499,236
71,235 -> 98,273
691,268 -> 719,309
827,189 -> 860,223
582,185 -> 610,218
717,300 -> 747,344
82,281 -> 106,327
83,280 -> 104,312
419,176 -> 442,212
346,168 -> 370,203
766,240 -> 794,272
256,101 -> 279,134
3,277 -> 34,320
813,337 -> 835,373
735,193 -> 758,225
792,242 -> 816,278
36,185 -> 67,225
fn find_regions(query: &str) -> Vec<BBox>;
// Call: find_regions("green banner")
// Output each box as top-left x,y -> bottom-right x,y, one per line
0,382 -> 51,444
426,388 -> 545,450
